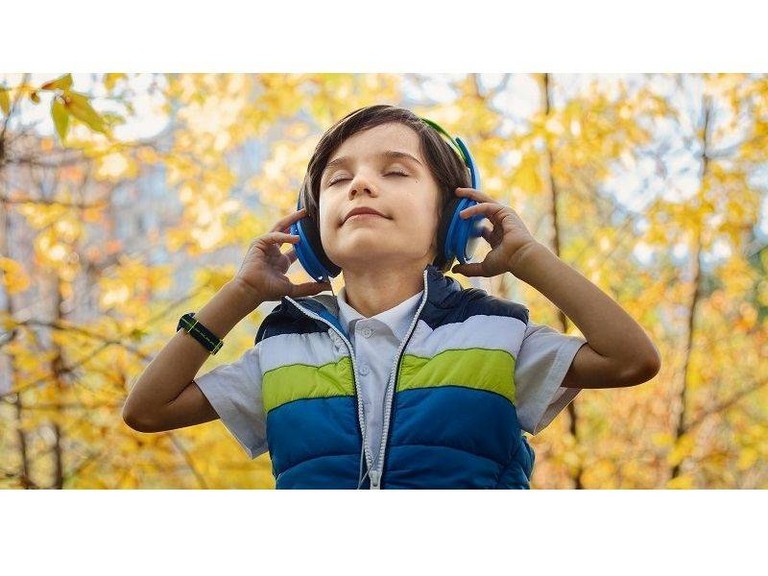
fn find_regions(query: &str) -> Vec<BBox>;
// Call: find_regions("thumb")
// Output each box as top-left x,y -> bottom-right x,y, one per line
290,281 -> 332,298
452,262 -> 485,277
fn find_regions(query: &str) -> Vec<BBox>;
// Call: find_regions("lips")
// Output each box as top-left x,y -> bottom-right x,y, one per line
343,207 -> 388,224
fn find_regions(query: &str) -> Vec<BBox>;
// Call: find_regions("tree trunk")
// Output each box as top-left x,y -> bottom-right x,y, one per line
539,73 -> 585,488
670,91 -> 712,482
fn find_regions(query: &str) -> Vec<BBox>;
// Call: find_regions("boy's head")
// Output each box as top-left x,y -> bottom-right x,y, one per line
299,104 -> 472,274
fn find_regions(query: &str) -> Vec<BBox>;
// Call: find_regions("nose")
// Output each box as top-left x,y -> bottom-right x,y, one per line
348,170 -> 377,198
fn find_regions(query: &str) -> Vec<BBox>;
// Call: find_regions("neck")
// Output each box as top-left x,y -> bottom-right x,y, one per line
341,260 -> 430,318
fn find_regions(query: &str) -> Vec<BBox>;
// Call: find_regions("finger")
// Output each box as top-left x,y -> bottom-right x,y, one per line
270,208 -> 305,233
259,231 -> 300,245
290,280 -> 332,298
455,187 -> 496,203
270,207 -> 308,233
451,261 -> 487,277
458,201 -> 505,221
284,248 -> 298,263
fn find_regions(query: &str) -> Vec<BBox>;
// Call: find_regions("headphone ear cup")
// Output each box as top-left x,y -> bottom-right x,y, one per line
301,214 -> 341,278
289,188 -> 341,282
433,196 -> 461,271
289,212 -> 341,282
443,196 -> 482,266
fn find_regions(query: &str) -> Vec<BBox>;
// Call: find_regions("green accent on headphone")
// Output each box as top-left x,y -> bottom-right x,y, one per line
419,117 -> 470,166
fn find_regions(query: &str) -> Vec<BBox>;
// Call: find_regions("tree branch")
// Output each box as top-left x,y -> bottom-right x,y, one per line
682,378 -> 768,434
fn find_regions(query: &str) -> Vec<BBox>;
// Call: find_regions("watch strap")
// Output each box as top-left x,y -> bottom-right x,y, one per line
177,312 -> 223,355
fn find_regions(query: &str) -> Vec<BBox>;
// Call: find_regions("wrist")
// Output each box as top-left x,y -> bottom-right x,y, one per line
228,278 -> 265,311
186,280 -> 262,345
196,280 -> 262,331
507,241 -> 547,278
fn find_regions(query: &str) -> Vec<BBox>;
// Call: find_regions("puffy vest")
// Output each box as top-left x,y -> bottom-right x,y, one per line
254,263 -> 535,489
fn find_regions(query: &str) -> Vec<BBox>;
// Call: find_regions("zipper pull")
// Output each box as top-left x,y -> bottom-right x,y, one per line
369,469 -> 381,489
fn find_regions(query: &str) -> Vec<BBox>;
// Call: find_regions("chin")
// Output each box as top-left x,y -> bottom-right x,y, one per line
332,245 -> 428,267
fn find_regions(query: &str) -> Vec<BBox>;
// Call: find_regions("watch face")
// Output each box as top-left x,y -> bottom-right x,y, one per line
178,313 -> 193,331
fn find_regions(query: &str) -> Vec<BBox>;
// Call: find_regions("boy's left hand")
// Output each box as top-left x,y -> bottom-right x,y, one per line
451,187 -> 539,278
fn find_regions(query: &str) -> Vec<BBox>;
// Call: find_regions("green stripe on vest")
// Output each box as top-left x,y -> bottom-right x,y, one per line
263,357 -> 355,413
398,348 -> 516,404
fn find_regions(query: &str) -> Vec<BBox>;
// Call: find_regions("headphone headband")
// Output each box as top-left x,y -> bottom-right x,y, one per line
418,116 -> 480,190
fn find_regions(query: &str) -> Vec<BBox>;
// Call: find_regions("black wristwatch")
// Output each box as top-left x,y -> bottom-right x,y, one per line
177,312 -> 223,355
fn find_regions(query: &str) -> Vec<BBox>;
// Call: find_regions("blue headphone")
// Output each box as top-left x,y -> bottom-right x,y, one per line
290,117 -> 484,283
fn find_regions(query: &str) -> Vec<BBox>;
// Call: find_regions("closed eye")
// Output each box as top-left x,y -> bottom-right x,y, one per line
327,171 -> 409,186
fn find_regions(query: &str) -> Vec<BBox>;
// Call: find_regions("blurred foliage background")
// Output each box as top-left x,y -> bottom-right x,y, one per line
0,73 -> 766,489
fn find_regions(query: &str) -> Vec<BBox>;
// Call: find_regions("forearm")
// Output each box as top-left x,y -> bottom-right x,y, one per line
509,242 -> 659,364
124,279 -> 263,414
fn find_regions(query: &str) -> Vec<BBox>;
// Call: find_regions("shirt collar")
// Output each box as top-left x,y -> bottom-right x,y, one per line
269,263 -> 464,347
337,284 -> 424,342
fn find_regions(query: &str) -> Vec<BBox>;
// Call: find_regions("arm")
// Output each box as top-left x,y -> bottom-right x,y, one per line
123,206 -> 330,434
451,186 -> 661,390
509,242 -> 662,389
122,278 -> 264,432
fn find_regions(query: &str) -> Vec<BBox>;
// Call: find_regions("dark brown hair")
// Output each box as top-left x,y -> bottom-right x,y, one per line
299,104 -> 472,272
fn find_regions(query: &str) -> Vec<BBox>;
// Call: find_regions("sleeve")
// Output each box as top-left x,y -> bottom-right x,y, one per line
193,344 -> 268,459
514,320 -> 588,435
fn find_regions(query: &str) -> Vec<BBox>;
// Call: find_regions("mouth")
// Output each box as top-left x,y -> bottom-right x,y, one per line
344,213 -> 387,224
342,210 -> 391,225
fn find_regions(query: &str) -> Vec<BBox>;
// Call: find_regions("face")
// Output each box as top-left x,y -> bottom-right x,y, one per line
317,122 -> 441,271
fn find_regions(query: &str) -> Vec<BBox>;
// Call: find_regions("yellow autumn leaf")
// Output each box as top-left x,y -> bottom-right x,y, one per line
104,73 -> 127,91
62,90 -> 108,135
0,87 -> 9,116
0,257 -> 31,295
0,311 -> 17,331
651,432 -> 674,448
737,447 -> 759,471
40,73 -> 73,92
666,475 -> 695,489
51,96 -> 70,142
667,434 -> 696,467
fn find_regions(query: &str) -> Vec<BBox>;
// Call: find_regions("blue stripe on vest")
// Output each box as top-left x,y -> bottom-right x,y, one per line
381,387 -> 532,489
267,396 -> 362,489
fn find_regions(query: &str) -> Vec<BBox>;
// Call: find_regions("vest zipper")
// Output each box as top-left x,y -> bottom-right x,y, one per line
284,296 -> 375,485
371,268 -> 431,489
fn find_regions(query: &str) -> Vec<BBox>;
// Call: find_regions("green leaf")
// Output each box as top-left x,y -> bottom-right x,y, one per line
63,91 -> 108,135
40,73 -> 73,91
51,97 -> 70,142
0,88 -> 9,116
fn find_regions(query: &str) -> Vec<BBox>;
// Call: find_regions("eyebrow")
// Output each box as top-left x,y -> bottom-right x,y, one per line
322,150 -> 424,177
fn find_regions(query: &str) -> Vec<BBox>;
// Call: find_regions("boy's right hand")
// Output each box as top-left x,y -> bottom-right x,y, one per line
234,207 -> 332,302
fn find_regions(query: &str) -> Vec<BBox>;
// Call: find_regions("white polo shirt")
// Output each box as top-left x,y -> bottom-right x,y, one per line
336,285 -> 425,470
194,288 -> 586,462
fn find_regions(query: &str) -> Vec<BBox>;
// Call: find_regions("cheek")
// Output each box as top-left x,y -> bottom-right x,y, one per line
317,200 -> 339,240
407,203 -> 440,244
317,206 -> 329,235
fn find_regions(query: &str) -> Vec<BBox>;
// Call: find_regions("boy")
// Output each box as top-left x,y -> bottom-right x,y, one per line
123,104 -> 661,489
